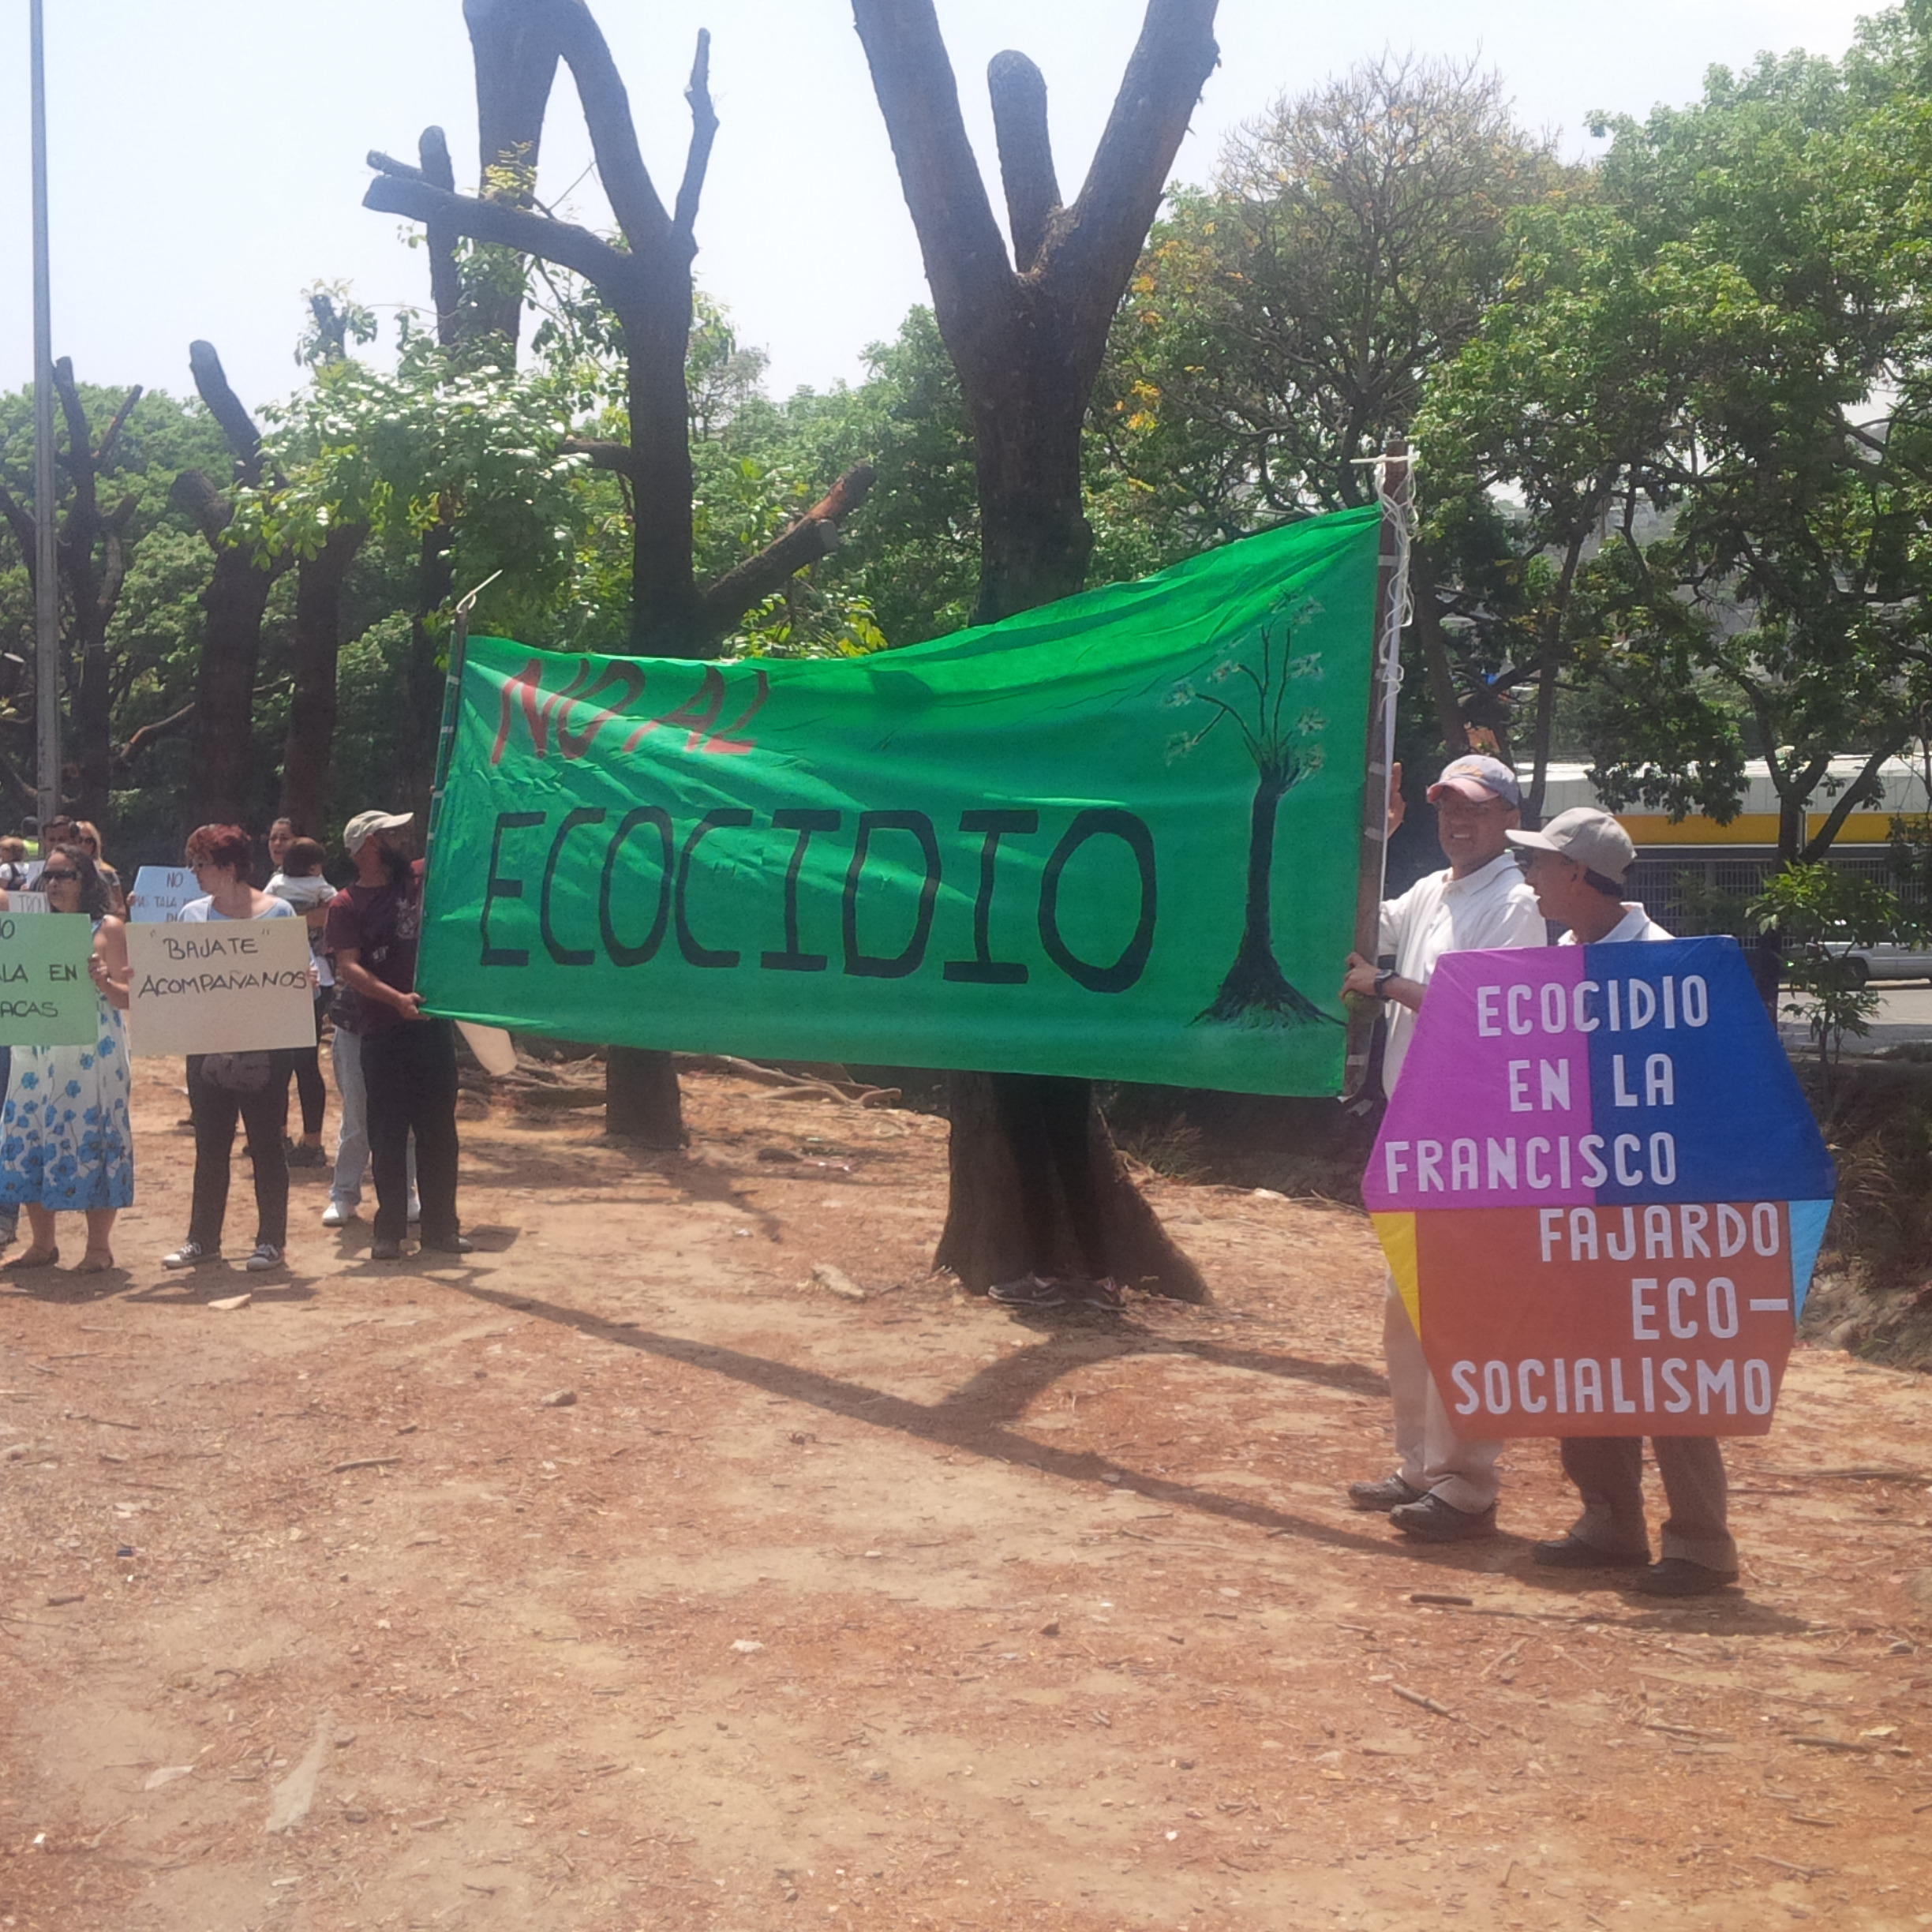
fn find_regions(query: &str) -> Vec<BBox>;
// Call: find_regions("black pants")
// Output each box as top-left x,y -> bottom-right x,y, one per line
186,1054 -> 290,1251
361,1019 -> 459,1244
286,990 -> 333,1138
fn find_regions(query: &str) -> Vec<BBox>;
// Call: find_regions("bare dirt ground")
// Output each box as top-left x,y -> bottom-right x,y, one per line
2,1058 -> 1930,1932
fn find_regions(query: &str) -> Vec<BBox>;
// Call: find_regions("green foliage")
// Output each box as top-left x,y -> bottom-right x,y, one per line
1749,861 -> 1915,1064
1420,11 -> 1932,837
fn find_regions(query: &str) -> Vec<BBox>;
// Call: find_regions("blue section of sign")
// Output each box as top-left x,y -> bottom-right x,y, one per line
1788,1199 -> 1833,1315
1583,936 -> 1837,1206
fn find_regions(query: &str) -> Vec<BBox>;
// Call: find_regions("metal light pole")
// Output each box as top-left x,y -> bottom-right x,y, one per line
29,0 -> 60,841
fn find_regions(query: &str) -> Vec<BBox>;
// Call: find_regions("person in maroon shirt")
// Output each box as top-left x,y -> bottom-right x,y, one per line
324,811 -> 468,1261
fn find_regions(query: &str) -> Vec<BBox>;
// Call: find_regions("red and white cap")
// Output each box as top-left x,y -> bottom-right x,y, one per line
1427,754 -> 1521,807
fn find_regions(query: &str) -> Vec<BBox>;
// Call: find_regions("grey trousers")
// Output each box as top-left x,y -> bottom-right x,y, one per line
329,1025 -> 415,1211
1383,1278 -> 1503,1515
1559,1435 -> 1737,1572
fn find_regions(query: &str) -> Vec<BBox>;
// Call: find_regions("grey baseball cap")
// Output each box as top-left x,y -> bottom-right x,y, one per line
1507,807 -> 1638,883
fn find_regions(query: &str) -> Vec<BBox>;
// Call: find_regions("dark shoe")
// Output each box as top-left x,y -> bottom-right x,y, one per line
1389,1493 -> 1498,1543
1630,1557 -> 1738,1597
1533,1533 -> 1649,1571
1068,1275 -> 1123,1310
420,1235 -> 474,1255
1348,1474 -> 1425,1512
286,1141 -> 326,1168
988,1274 -> 1067,1308
370,1237 -> 403,1261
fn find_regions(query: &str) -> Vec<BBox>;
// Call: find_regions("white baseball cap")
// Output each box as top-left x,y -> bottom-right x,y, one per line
343,809 -> 413,856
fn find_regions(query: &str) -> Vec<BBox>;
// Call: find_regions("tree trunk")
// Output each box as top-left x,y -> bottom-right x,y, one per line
856,0 -> 1220,1301
616,274 -> 705,653
462,0 -> 563,347
969,382 -> 1092,625
604,1044 -> 686,1146
935,1073 -> 1207,1296
393,522 -> 457,826
186,542 -> 279,831
281,522 -> 366,834
1407,543 -> 1472,758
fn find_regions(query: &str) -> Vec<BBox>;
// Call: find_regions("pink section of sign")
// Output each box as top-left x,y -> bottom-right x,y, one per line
1365,946 -> 1595,1213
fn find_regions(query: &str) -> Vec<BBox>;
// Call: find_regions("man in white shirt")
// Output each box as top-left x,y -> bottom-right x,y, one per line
1506,807 -> 1738,1597
1341,754 -> 1547,1541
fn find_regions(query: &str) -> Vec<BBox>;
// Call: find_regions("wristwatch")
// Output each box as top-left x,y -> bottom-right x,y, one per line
1373,968 -> 1398,998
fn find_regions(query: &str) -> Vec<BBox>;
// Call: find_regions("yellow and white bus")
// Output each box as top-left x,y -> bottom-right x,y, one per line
1538,757 -> 1932,936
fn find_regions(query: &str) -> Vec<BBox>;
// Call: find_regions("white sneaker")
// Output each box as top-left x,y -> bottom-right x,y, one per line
321,1200 -> 357,1228
245,1242 -> 282,1271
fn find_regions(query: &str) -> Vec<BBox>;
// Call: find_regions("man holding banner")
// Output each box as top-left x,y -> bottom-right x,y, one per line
1507,807 -> 1737,1596
327,812 -> 467,1263
1339,754 -> 1545,1541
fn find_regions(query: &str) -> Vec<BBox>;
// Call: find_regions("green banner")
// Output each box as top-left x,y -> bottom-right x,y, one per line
421,507 -> 1382,1095
0,912 -> 103,1046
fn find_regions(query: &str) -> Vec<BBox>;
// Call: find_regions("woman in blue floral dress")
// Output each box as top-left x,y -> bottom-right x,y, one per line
0,846 -> 133,1272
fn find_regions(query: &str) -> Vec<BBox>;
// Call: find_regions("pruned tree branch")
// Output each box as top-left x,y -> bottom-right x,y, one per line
988,50 -> 1060,272
364,171 -> 626,290
51,358 -> 97,524
1052,0 -> 1219,362
419,124 -> 463,347
92,384 -> 144,470
673,29 -> 718,240
188,340 -> 265,483
699,463 -> 878,637
0,477 -> 36,570
168,467 -> 232,545
115,702 -> 195,767
550,0 -> 671,249
559,436 -> 640,475
852,0 -> 1017,341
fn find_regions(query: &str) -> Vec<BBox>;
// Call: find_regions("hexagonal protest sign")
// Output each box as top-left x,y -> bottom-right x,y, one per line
1365,935 -> 1835,1436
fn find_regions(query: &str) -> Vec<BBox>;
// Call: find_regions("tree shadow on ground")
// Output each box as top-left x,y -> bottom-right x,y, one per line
447,1279 -> 1488,1570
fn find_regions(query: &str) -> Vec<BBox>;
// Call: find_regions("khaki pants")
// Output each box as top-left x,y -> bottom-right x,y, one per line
1558,1435 -> 1736,1572
1383,1279 -> 1503,1515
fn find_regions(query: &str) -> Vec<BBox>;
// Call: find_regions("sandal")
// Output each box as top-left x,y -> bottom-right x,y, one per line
9,1246 -> 58,1269
73,1250 -> 116,1275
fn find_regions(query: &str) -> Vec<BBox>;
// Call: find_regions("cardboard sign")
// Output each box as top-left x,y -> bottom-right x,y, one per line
1365,936 -> 1835,1437
0,911 -> 101,1046
127,867 -> 200,923
8,892 -> 48,915
125,918 -> 316,1056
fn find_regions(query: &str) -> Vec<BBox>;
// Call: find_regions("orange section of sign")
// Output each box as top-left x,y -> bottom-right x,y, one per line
1410,1204 -> 1795,1438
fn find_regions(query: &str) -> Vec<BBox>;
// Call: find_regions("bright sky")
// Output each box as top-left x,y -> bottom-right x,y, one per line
0,1 -> 1884,418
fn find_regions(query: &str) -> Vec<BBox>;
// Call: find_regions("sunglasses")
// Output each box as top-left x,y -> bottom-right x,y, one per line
39,868 -> 80,882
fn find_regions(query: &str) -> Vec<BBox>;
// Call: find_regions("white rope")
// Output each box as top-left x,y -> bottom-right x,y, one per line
1373,450 -> 1415,908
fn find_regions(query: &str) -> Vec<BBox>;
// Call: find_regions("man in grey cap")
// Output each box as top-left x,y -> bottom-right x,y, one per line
1340,754 -> 1546,1541
1507,807 -> 1738,1596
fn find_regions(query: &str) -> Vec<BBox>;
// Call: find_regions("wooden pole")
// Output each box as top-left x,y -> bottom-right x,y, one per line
1344,437 -> 1410,1097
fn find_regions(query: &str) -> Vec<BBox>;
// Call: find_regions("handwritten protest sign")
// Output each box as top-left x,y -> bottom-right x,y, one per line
125,918 -> 316,1056
127,867 -> 199,923
0,912 -> 99,1046
1365,936 -> 1835,1436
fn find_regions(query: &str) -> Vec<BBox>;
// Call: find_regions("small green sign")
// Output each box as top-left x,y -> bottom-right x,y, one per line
0,912 -> 102,1046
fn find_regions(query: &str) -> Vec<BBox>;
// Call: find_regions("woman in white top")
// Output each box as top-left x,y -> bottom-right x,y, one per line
162,824 -> 298,1274
267,834 -> 338,1166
